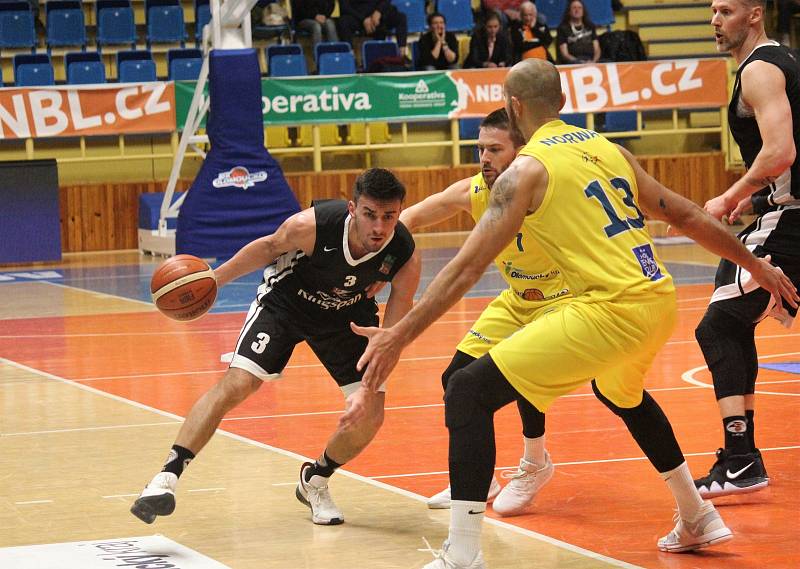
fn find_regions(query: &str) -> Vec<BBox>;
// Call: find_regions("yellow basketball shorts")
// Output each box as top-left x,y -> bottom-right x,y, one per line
489,291 -> 677,411
456,288 -> 571,359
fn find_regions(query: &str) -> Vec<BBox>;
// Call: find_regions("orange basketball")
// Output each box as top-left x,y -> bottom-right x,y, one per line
150,254 -> 217,321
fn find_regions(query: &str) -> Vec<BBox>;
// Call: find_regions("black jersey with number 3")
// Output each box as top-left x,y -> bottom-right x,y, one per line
256,199 -> 414,324
729,43 -> 800,204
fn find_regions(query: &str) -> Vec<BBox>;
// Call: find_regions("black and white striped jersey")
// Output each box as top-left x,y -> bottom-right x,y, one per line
255,199 -> 414,324
730,42 -> 800,208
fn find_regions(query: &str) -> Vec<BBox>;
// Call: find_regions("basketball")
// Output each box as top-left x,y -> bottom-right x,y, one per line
150,254 -> 217,321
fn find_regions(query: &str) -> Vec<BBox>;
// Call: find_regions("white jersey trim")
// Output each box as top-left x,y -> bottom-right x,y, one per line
342,214 -> 394,267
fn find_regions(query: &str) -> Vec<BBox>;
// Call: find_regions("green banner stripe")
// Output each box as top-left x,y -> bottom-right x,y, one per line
175,72 -> 460,129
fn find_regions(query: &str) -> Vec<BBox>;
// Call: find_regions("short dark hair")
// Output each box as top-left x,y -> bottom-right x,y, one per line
480,108 -> 527,147
428,12 -> 445,25
353,168 -> 406,203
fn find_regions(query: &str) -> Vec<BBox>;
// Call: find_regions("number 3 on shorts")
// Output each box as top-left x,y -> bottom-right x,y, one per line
251,332 -> 271,354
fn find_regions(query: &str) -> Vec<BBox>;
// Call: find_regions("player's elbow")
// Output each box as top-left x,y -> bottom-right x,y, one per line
763,144 -> 796,175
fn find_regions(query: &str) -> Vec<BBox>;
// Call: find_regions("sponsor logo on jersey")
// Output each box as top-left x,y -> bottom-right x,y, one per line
212,167 -> 268,190
632,244 -> 663,281
502,261 -> 560,281
522,288 -> 544,301
467,329 -> 492,343
379,254 -> 397,275
514,287 -> 569,302
297,288 -> 363,310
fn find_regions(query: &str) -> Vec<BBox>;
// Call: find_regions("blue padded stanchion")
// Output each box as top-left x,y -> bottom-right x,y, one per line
176,48 -> 300,259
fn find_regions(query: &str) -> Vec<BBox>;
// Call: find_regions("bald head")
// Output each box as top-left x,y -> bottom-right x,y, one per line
505,59 -> 563,119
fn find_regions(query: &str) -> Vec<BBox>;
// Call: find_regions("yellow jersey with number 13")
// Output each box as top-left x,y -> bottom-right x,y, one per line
517,120 -> 673,301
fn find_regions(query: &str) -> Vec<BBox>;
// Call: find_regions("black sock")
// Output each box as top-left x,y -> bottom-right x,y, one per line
162,444 -> 195,478
304,451 -> 342,482
723,415 -> 749,455
745,409 -> 756,452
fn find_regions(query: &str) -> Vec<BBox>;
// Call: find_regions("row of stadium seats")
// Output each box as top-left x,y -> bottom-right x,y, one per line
11,48 -> 201,85
265,41 -> 397,77
0,0 -> 210,51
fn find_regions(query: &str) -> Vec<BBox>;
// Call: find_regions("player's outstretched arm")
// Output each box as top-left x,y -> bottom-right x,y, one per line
351,156 -> 546,392
382,249 -> 421,329
399,177 -> 472,232
213,209 -> 316,288
705,62 -> 795,220
620,145 -> 799,311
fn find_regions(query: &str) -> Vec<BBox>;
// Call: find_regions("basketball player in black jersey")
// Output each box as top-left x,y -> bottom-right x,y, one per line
694,0 -> 800,497
131,168 -> 420,526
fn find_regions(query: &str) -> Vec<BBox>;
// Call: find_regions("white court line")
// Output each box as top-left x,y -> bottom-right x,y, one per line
102,493 -> 139,499
369,445 -> 800,480
15,500 -> 53,505
187,487 -> 226,493
2,421 -> 178,437
0,356 -> 644,569
682,351 -> 800,397
39,280 -> 155,307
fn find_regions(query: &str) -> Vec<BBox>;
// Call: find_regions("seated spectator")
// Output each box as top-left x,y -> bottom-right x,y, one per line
291,0 -> 338,46
556,0 -> 601,63
338,0 -> 408,57
464,12 -> 512,68
417,12 -> 459,70
777,0 -> 799,47
482,0 -> 523,28
510,1 -> 552,62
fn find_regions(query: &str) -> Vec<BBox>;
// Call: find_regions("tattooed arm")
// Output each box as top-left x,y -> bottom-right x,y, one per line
705,61 -> 796,219
619,145 -> 798,311
349,156 -> 549,392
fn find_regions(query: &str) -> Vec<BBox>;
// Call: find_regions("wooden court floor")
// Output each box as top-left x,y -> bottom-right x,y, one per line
0,244 -> 798,568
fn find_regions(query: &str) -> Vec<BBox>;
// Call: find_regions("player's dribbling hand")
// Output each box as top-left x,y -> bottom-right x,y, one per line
728,196 -> 753,224
749,255 -> 800,317
704,194 -> 735,221
351,322 -> 401,392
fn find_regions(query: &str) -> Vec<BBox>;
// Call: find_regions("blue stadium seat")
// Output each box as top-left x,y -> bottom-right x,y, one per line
117,50 -> 157,82
436,0 -> 473,33
168,47 -> 202,80
583,0 -> 615,27
314,41 -> 350,68
146,0 -> 187,46
536,0 -> 566,26
66,51 -> 106,84
459,117 -> 482,162
269,53 -> 307,77
96,0 -> 137,48
394,0 -> 426,34
318,52 -> 356,75
194,0 -> 211,44
361,40 -> 398,72
0,1 -> 36,50
603,110 -> 638,132
266,43 -> 302,63
45,1 -> 86,50
560,113 -> 587,128
14,54 -> 54,86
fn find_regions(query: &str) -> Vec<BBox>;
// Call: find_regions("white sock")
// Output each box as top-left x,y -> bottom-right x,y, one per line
660,461 -> 704,520
523,435 -> 546,466
448,500 -> 485,564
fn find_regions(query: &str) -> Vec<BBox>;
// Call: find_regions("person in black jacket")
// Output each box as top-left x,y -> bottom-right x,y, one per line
338,0 -> 408,57
556,0 -> 601,63
509,1 -> 552,62
464,12 -> 512,68
417,12 -> 460,70
292,0 -> 338,47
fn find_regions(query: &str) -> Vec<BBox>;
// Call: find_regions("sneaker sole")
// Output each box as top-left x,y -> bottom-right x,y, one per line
130,493 -> 175,524
698,478 -> 769,498
295,486 -> 344,525
658,527 -> 733,553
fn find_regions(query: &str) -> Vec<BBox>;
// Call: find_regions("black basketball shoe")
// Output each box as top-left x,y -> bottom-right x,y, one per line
694,448 -> 769,498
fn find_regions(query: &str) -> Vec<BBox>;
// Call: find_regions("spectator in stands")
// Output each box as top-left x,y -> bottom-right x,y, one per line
482,0 -> 523,28
338,0 -> 409,58
510,1 -> 552,62
777,0 -> 799,46
556,0 -> 601,63
464,12 -> 513,68
417,12 -> 460,70
292,0 -> 338,47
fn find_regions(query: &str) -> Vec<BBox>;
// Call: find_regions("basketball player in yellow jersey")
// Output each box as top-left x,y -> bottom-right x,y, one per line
348,59 -> 798,568
401,109 -> 564,515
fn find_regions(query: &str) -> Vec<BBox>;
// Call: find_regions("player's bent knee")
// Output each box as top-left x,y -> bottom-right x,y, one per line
220,368 -> 263,400
444,368 -> 481,430
591,379 -> 638,417
441,351 -> 477,392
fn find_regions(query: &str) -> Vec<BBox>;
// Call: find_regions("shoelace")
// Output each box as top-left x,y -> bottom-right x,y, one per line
418,537 -> 446,560
500,466 -> 532,481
